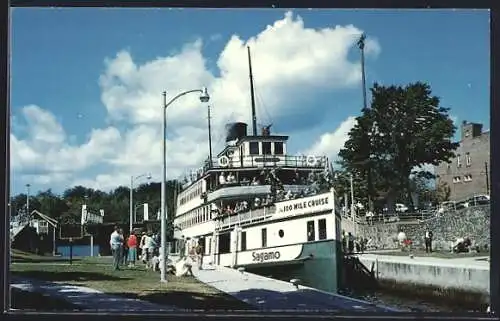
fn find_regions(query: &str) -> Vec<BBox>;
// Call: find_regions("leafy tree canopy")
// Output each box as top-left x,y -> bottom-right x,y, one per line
337,82 -> 458,208
9,180 -> 181,226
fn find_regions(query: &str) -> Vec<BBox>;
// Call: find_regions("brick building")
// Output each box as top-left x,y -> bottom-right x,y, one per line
435,120 -> 490,201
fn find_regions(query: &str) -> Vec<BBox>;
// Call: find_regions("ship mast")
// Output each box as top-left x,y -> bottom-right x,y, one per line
247,46 -> 258,136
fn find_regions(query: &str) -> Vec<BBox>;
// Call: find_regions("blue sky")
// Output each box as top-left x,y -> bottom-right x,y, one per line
10,8 -> 490,196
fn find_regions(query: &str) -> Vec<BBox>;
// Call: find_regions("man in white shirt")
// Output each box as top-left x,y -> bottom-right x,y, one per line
109,226 -> 122,270
142,232 -> 157,268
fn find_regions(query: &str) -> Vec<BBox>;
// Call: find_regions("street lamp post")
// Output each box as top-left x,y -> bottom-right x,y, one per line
26,184 -> 31,217
161,87 -> 210,283
129,173 -> 152,232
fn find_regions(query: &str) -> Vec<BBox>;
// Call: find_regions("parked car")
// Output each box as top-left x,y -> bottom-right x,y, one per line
437,201 -> 456,213
464,194 -> 490,207
395,203 -> 409,213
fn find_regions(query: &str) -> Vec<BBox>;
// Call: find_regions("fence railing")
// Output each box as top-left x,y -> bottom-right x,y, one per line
350,203 -> 490,226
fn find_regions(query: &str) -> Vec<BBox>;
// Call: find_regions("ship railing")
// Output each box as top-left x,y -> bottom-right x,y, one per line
217,206 -> 276,229
205,155 -> 328,171
179,155 -> 329,190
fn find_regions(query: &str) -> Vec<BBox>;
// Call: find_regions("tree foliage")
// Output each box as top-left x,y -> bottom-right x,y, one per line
9,181 -> 181,227
337,82 -> 458,209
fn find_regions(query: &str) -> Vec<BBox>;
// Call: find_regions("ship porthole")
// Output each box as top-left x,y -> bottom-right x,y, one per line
278,229 -> 284,238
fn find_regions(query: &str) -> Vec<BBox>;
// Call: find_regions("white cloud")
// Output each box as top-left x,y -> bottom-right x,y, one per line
11,11 -> 381,191
303,116 -> 357,159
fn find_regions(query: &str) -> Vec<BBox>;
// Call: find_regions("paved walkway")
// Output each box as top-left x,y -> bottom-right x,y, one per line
10,276 -> 180,312
191,263 -> 399,312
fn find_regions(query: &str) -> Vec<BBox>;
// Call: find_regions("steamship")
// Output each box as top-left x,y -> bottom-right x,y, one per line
172,47 -> 343,293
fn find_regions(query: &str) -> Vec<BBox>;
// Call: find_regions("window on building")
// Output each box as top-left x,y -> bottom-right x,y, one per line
261,228 -> 267,247
457,154 -> 461,168
307,220 -> 315,242
318,219 -> 327,240
262,142 -> 272,155
466,153 -> 471,167
274,142 -> 284,155
249,142 -> 259,155
241,231 -> 247,251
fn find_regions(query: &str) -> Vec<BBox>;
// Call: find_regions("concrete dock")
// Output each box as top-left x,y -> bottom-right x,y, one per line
191,263 -> 399,311
357,253 -> 490,294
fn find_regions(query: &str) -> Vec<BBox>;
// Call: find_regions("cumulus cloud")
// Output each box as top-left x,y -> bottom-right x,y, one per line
303,116 -> 357,159
11,11 -> 381,191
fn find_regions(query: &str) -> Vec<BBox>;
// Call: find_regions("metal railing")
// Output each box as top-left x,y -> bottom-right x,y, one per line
180,155 -> 328,186
216,206 -> 275,229
351,203 -> 490,226
10,214 -> 32,240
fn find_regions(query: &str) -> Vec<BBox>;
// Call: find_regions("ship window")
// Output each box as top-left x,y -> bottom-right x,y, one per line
219,233 -> 230,254
241,231 -> 247,251
274,142 -> 284,155
262,142 -> 272,155
318,219 -> 327,240
249,142 -> 259,155
261,228 -> 267,247
278,229 -> 284,238
307,220 -> 315,242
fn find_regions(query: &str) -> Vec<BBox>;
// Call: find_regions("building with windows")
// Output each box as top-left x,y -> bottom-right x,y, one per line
435,120 -> 490,201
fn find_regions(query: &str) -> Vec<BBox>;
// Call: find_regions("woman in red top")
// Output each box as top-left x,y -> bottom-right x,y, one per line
127,231 -> 138,267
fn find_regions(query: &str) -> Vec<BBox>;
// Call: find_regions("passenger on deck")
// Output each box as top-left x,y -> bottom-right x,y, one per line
293,170 -> 301,184
219,173 -> 227,185
264,194 -> 273,206
227,172 -> 236,183
254,197 -> 262,208
251,177 -> 260,185
284,190 -> 293,200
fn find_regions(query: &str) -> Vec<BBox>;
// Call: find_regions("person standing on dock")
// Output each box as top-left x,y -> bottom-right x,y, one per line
195,239 -> 204,270
424,229 -> 433,253
179,235 -> 186,259
347,232 -> 355,254
341,230 -> 347,253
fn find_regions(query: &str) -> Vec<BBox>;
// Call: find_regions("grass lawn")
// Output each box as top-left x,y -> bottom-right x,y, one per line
379,249 -> 490,259
10,250 -> 253,311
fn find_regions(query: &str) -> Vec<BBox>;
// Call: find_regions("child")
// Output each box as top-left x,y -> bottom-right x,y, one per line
151,249 -> 160,272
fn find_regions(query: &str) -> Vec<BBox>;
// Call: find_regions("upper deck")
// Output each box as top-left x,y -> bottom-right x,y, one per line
175,123 -> 332,216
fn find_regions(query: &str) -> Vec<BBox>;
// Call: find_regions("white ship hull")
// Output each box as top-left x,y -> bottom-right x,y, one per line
173,191 -> 343,293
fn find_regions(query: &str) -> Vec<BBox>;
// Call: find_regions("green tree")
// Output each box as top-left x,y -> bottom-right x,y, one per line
338,82 -> 458,209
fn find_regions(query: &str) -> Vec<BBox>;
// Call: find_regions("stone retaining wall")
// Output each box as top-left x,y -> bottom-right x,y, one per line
352,205 -> 490,250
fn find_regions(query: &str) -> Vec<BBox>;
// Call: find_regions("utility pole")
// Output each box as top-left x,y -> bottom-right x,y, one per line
357,33 -> 373,213
350,174 -> 356,236
485,161 -> 490,195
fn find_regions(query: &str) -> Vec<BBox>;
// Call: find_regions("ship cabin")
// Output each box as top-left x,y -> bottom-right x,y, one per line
174,122 -> 332,232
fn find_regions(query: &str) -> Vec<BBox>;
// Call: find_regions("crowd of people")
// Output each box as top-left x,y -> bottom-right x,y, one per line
109,227 -> 206,276
210,169 -> 332,219
109,226 -> 161,271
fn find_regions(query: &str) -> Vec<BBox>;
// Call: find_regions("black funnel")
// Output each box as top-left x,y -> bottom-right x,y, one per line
226,122 -> 248,142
